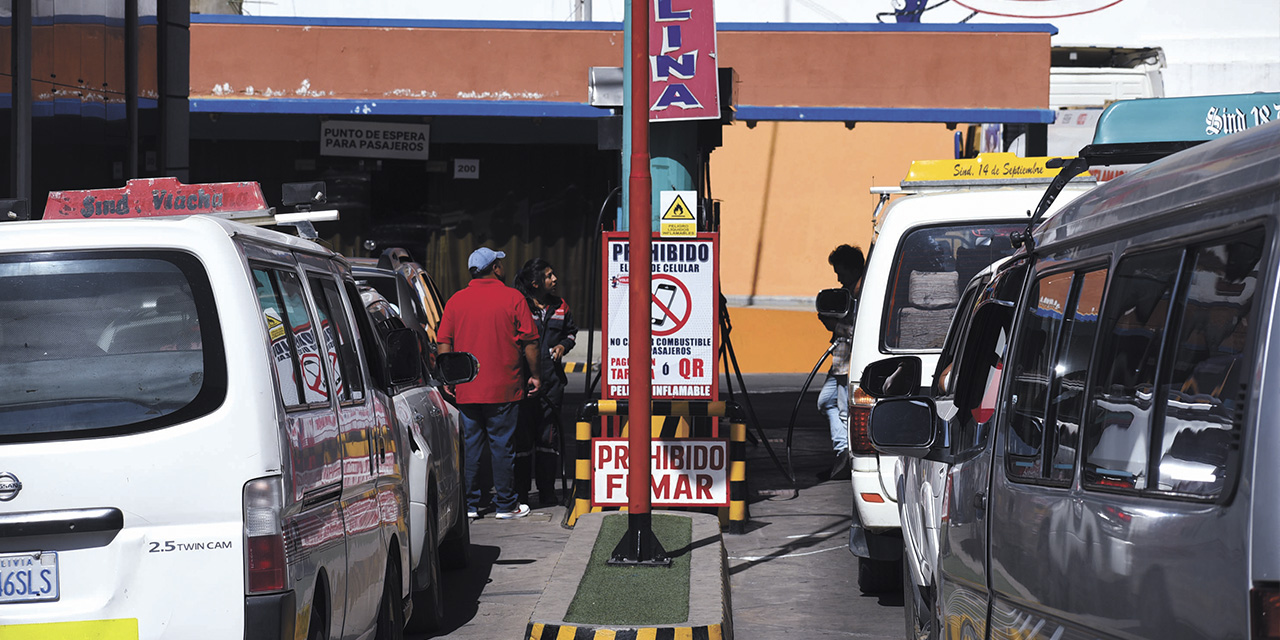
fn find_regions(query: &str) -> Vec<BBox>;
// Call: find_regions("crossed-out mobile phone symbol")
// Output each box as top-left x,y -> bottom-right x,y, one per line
650,274 -> 692,336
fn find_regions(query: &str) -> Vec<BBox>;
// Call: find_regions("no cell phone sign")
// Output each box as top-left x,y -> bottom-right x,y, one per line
603,232 -> 719,400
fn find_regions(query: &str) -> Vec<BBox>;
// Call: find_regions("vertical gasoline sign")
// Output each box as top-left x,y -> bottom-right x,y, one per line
603,232 -> 718,400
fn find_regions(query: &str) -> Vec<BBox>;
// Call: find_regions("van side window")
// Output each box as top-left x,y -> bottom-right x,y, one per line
931,282 -> 983,398
253,266 -> 328,407
1083,248 -> 1182,491
950,261 -> 1026,456
347,280 -> 391,391
952,303 -> 1011,455
1156,234 -> 1262,497
309,275 -> 365,403
1005,272 -> 1073,479
1047,269 -> 1107,483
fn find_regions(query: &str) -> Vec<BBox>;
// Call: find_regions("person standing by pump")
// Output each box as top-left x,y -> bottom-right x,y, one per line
438,247 -> 541,520
513,258 -> 578,507
818,244 -> 865,481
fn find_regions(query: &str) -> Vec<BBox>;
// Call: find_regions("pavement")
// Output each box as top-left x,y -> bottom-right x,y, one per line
411,373 -> 905,639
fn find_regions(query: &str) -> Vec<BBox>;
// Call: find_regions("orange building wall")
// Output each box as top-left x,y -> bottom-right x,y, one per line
718,30 -> 1050,109
190,24 -> 623,102
713,120 -> 956,302
189,24 -> 1050,110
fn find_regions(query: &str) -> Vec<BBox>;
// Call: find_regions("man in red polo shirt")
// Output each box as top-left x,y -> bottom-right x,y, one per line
438,247 -> 540,520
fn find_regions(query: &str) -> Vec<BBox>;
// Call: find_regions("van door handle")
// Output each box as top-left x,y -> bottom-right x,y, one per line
972,492 -> 986,510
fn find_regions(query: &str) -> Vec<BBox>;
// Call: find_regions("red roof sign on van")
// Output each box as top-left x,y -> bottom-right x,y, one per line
44,177 -> 270,220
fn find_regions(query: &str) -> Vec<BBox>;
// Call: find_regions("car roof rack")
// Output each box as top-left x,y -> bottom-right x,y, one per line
1013,92 -> 1280,251
35,177 -> 338,239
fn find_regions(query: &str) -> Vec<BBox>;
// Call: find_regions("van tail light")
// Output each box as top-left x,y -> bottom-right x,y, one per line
849,387 -> 876,454
1253,584 -> 1280,639
244,477 -> 287,593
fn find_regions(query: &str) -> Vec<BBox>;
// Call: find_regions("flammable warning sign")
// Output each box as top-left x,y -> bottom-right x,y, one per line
660,190 -> 697,238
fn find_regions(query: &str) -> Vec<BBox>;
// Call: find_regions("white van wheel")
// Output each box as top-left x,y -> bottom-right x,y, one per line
903,550 -> 935,640
406,505 -> 445,633
440,474 -> 471,570
374,558 -> 406,640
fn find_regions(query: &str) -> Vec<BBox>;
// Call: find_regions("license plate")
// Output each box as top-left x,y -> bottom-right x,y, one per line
0,551 -> 59,604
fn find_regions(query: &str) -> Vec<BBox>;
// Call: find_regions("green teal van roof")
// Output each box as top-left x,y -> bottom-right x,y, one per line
1093,92 -> 1280,145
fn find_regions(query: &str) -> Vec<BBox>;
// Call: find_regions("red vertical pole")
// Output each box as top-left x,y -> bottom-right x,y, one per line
609,0 -> 668,566
626,0 -> 653,521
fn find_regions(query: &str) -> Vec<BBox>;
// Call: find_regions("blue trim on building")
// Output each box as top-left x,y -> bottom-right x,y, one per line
0,15 -> 157,27
190,98 -> 610,118
735,105 -> 1056,124
0,96 -> 156,120
719,22 -> 1056,33
189,14 -> 1056,34
189,98 -> 1052,124
190,15 -> 625,30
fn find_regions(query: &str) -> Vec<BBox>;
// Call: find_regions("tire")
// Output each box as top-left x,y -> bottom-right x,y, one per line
374,556 -> 406,640
903,550 -> 936,640
307,591 -> 328,640
406,509 -> 445,634
857,555 -> 903,595
439,474 -> 471,570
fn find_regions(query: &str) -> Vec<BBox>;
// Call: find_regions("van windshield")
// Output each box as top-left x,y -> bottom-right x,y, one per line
884,221 -> 1024,350
0,251 -> 226,443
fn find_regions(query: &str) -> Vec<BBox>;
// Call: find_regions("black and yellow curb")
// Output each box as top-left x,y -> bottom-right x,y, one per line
526,511 -> 734,640
562,361 -> 600,373
564,400 -> 749,533
527,623 -> 726,639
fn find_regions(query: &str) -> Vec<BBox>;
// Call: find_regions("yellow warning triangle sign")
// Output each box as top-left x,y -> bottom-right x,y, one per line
662,195 -> 695,220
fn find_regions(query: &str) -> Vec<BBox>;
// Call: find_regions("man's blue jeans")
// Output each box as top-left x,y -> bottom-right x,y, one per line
817,374 -> 848,453
459,402 -> 520,513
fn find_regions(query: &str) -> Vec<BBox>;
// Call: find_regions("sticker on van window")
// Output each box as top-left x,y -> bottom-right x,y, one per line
263,307 -> 303,406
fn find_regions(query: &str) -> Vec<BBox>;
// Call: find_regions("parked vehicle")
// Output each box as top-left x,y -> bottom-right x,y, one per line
358,281 -> 473,634
867,113 -> 1280,639
0,178 -> 452,640
351,247 -> 448,362
843,154 -> 1096,594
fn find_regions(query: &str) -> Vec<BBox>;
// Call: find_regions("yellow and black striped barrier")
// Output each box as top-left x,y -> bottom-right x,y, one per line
565,399 -> 749,534
562,361 -> 600,373
528,621 -> 727,639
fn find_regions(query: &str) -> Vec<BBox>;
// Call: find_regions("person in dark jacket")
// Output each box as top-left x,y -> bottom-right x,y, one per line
513,258 -> 578,507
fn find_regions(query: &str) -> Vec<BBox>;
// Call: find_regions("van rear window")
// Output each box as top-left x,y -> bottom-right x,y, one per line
0,251 -> 225,443
884,222 -> 1024,350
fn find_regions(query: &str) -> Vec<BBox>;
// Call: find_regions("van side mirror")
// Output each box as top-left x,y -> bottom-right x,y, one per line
860,356 -> 922,398
384,327 -> 422,385
816,287 -> 853,318
868,397 -> 938,459
436,352 -> 479,386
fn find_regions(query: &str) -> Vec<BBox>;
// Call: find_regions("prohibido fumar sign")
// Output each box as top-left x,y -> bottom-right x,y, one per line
592,439 -> 729,507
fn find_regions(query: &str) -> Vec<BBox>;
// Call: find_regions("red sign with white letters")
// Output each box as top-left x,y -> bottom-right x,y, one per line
43,177 -> 269,220
648,0 -> 719,122
592,438 -> 729,507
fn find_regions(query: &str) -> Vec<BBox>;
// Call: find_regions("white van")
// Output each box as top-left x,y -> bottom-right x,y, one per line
844,154 -> 1096,593
0,178 -> 464,640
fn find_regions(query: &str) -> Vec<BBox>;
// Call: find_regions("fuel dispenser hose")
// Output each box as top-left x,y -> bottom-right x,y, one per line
784,340 -> 839,481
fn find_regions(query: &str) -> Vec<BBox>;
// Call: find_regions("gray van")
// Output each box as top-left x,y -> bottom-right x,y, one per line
866,116 -> 1280,639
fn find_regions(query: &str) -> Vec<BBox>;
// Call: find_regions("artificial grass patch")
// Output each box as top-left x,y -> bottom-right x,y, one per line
563,513 -> 693,625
